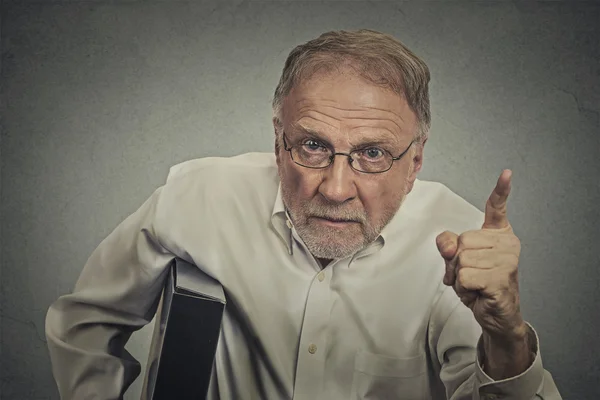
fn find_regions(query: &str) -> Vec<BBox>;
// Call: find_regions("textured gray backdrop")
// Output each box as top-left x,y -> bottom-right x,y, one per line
1,1 -> 599,399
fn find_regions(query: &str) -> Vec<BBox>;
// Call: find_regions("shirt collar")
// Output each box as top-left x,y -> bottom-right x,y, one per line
270,183 -> 294,255
376,178 -> 422,245
271,182 -> 286,217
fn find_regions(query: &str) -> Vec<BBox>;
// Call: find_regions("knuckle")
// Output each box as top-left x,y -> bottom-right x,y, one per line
457,250 -> 471,267
505,233 -> 519,246
457,233 -> 468,248
509,253 -> 520,266
457,251 -> 466,266
456,267 -> 469,284
512,237 -> 522,252
459,230 -> 478,248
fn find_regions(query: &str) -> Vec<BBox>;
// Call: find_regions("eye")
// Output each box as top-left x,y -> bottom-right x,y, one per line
362,147 -> 384,159
302,139 -> 327,152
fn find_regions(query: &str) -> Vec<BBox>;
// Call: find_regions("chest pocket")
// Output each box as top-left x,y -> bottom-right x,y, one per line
350,350 -> 429,400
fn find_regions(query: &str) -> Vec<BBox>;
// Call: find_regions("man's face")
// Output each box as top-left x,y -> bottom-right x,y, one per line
274,69 -> 424,261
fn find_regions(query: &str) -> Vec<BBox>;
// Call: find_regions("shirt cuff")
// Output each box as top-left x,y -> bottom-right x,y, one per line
475,322 -> 544,400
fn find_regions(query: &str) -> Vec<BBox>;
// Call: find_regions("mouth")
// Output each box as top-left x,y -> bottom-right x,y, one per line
312,216 -> 360,227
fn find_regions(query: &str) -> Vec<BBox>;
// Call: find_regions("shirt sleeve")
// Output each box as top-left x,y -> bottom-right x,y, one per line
45,186 -> 176,400
428,285 -> 562,400
473,324 -> 563,400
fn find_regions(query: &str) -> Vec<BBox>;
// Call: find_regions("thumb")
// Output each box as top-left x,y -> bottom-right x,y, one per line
436,231 -> 459,286
436,231 -> 459,260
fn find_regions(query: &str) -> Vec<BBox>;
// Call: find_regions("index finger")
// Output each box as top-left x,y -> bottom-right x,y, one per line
482,169 -> 512,230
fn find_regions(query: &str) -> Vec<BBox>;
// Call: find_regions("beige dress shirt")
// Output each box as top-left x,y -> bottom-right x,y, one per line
46,152 -> 562,400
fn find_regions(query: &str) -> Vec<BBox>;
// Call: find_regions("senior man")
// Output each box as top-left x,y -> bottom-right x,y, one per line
46,29 -> 561,399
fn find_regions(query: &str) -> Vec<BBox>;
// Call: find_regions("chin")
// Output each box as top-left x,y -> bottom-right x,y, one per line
306,234 -> 366,260
309,247 -> 357,260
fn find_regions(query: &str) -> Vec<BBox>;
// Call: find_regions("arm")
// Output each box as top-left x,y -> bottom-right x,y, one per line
45,187 -> 175,399
481,324 -> 533,380
429,286 -> 562,400
432,170 -> 562,399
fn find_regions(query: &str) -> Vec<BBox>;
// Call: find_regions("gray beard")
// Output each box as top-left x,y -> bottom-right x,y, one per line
292,213 -> 373,260
284,190 -> 408,261
278,160 -> 414,261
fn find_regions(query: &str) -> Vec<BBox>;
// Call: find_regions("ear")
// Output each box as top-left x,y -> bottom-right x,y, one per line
405,139 -> 426,194
273,117 -> 282,167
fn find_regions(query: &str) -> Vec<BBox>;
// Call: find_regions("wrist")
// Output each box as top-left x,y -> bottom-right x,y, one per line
482,323 -> 533,379
484,320 -> 528,348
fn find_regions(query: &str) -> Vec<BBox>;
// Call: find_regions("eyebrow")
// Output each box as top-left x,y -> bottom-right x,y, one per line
293,125 -> 401,150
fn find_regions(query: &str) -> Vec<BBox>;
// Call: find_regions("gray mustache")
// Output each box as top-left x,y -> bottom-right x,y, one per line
308,213 -> 365,223
302,202 -> 366,223
314,216 -> 359,222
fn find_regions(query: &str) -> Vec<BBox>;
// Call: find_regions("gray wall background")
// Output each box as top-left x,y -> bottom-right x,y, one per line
1,1 -> 599,399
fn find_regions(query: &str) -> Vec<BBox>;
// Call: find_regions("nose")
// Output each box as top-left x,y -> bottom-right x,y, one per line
318,155 -> 357,204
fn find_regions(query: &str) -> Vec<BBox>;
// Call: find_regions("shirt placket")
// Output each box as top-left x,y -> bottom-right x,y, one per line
290,230 -> 333,400
292,267 -> 332,400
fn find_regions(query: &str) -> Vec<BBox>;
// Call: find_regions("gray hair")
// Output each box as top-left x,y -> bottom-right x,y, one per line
272,29 -> 431,143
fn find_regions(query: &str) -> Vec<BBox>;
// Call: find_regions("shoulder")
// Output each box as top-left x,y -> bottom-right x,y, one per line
404,178 -> 485,233
166,152 -> 277,183
164,152 -> 278,192
156,152 -> 279,219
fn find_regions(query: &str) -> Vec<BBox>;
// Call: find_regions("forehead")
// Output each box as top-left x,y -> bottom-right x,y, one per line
281,69 -> 417,139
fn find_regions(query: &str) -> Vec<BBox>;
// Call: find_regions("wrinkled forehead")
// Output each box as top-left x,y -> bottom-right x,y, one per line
281,68 -> 417,140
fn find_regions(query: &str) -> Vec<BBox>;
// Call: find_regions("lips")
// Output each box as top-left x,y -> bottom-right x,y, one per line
313,216 -> 359,223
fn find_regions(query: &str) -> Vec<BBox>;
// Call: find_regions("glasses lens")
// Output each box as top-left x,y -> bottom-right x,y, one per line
288,141 -> 395,173
351,149 -> 393,173
292,145 -> 332,168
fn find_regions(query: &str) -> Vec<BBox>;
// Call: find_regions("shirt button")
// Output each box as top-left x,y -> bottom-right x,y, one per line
317,272 -> 325,282
286,220 -> 293,229
308,344 -> 317,354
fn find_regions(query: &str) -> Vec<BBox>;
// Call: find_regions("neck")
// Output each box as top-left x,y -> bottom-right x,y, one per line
317,257 -> 332,268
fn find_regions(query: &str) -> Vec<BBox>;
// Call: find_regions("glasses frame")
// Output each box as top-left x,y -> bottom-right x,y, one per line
282,131 -> 415,174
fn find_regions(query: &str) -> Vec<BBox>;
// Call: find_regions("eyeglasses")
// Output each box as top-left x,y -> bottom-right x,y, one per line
282,131 -> 414,174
